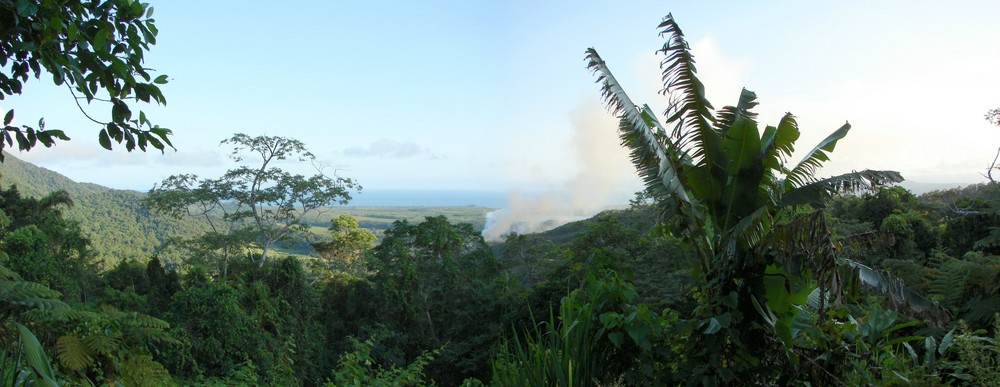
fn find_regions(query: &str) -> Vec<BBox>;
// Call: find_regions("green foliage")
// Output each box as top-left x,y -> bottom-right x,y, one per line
0,185 -> 100,303
0,0 -> 171,155
953,316 -> 1000,386
169,280 -> 260,378
0,154 -> 215,266
492,258 -> 676,385
367,216 -> 501,384
585,12 -> 936,384
149,134 -> 359,266
329,332 -> 441,387
14,322 -> 60,386
313,214 -> 376,274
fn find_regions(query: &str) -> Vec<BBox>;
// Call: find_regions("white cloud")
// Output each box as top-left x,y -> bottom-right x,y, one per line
343,138 -> 439,159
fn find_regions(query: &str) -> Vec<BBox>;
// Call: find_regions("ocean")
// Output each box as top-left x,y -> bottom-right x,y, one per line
347,189 -> 507,208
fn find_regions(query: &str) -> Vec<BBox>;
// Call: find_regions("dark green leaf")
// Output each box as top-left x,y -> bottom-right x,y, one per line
99,129 -> 112,150
153,74 -> 168,84
94,26 -> 108,50
15,131 -> 29,150
4,110 -> 12,126
15,0 -> 38,17
46,130 -> 70,141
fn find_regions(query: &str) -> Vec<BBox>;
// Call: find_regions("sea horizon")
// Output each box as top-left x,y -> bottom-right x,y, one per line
346,189 -> 508,208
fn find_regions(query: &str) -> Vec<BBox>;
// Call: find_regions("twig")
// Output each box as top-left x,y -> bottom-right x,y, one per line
66,84 -> 108,125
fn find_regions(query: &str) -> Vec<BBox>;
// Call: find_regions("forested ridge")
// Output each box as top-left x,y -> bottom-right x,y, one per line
0,153 -> 213,265
0,153 -> 491,267
3,3 -> 1000,386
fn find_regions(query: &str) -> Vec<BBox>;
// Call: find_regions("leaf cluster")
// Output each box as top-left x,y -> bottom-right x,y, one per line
0,0 -> 171,156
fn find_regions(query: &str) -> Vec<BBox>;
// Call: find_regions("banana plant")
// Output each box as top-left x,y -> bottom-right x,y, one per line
587,13 -> 905,380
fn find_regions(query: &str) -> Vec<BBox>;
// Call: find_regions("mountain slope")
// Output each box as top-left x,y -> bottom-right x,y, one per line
0,153 -> 212,266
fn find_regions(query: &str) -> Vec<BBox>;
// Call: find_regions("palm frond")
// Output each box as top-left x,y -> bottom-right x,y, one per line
715,88 -> 759,134
784,122 -> 851,190
586,48 -> 691,204
782,169 -> 904,207
760,113 -> 800,172
656,14 -> 723,176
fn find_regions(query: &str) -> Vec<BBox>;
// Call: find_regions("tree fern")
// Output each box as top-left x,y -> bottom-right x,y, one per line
119,354 -> 173,387
55,335 -> 94,371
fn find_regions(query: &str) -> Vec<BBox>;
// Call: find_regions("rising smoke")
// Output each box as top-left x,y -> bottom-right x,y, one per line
482,102 -> 640,240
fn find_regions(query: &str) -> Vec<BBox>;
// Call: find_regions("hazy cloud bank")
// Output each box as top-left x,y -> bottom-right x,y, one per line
344,138 -> 439,159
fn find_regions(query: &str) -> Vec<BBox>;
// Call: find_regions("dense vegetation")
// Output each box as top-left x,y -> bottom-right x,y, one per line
3,165 -> 1000,385
2,4 -> 999,386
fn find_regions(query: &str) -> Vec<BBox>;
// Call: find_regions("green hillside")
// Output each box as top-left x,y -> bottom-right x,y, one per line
0,153 -> 494,265
0,153 -> 213,266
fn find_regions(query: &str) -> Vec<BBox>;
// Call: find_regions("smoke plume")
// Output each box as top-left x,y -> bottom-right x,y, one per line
483,102 -> 640,240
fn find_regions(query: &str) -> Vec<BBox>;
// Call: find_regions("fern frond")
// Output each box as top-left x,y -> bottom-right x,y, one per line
82,332 -> 121,356
0,281 -> 63,304
56,335 -> 94,371
0,264 -> 22,281
120,354 -> 173,387
23,308 -> 99,324
127,313 -> 171,330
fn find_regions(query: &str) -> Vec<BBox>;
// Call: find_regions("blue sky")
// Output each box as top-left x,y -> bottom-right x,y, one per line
8,1 -> 1000,206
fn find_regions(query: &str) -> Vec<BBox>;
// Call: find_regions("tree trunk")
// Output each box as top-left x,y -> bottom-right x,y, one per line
259,243 -> 270,267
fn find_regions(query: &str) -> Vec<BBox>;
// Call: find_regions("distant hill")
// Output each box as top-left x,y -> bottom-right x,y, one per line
901,181 -> 973,196
0,153 -> 213,267
0,154 -> 494,266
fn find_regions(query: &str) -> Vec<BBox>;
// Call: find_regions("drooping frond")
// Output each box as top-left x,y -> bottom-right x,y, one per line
759,210 -> 837,280
846,260 -> 951,327
586,48 -> 690,204
39,190 -> 74,213
23,307 -> 100,324
656,14 -> 722,173
836,231 -> 896,258
782,169 -> 904,207
728,206 -> 771,252
784,122 -> 851,190
759,210 -> 839,316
